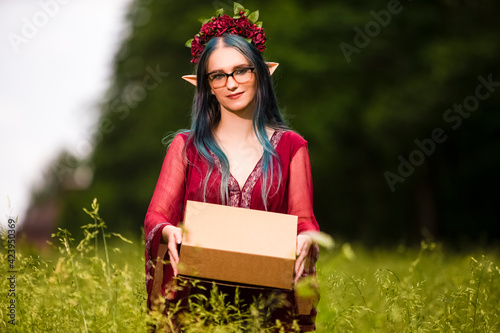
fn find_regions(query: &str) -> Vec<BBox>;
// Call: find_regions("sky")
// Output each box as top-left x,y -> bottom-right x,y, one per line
0,0 -> 133,227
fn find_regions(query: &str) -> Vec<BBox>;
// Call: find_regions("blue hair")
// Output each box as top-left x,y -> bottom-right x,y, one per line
186,34 -> 288,208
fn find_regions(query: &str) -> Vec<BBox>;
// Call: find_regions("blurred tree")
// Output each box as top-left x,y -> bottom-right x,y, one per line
31,0 -> 499,245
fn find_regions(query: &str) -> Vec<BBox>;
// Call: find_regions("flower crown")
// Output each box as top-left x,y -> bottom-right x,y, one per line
185,3 -> 266,64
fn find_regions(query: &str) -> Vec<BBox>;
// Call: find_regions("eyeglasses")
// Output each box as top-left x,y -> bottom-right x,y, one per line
206,67 -> 255,88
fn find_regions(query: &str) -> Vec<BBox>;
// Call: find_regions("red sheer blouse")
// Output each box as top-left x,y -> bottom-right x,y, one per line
144,130 -> 319,303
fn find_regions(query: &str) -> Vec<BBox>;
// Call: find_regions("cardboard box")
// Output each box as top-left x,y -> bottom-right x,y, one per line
178,200 -> 298,290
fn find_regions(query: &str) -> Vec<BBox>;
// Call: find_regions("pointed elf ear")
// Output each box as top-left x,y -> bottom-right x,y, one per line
181,62 -> 280,87
182,75 -> 198,86
267,62 -> 279,75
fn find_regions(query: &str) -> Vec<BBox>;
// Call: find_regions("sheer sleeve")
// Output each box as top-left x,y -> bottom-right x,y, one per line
287,138 -> 320,319
144,133 -> 187,295
288,143 -> 320,234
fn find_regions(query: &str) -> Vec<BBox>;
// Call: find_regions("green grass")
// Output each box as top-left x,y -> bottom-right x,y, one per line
1,200 -> 499,332
316,243 -> 500,332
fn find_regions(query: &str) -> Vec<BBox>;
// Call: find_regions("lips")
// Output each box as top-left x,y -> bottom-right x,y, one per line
227,92 -> 244,99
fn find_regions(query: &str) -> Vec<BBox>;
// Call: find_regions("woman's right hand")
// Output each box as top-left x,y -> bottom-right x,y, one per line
161,225 -> 183,276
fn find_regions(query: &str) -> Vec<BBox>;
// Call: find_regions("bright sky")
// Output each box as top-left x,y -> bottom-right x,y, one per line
0,0 -> 133,226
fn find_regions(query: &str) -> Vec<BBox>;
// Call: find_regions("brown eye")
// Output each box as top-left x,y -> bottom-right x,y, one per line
233,68 -> 254,83
209,73 -> 226,81
234,68 -> 250,76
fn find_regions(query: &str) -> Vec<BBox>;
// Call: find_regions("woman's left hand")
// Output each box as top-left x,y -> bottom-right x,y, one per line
295,233 -> 313,284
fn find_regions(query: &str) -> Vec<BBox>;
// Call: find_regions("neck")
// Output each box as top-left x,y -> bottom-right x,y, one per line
215,105 -> 256,142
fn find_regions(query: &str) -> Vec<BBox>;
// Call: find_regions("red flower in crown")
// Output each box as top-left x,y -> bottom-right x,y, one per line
190,36 -> 204,59
235,17 -> 251,30
185,3 -> 266,64
254,30 -> 266,52
213,14 -> 233,32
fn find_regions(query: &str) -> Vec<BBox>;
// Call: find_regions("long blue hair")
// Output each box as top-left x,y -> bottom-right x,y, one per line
185,34 -> 288,208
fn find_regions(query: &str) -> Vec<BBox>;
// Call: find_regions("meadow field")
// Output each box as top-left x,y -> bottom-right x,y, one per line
1,201 -> 499,332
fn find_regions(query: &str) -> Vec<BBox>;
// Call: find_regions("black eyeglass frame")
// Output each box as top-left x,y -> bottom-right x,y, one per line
206,67 -> 255,87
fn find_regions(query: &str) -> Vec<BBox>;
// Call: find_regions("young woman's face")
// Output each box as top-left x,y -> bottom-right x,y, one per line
206,46 -> 257,115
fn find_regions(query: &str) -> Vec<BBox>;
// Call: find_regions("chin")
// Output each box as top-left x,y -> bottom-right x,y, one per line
228,97 -> 257,110
223,102 -> 252,113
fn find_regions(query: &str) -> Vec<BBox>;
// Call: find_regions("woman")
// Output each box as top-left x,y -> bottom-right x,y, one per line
145,6 -> 320,331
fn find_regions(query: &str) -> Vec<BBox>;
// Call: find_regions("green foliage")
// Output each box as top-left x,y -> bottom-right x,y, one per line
35,0 -> 500,252
316,241 -> 500,332
1,200 -> 144,332
3,201 -> 500,331
0,200 -> 301,332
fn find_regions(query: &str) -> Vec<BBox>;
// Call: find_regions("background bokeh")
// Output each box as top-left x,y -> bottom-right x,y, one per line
10,0 -> 500,247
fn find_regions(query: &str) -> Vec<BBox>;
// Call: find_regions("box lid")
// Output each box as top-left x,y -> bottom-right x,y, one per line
182,200 -> 298,260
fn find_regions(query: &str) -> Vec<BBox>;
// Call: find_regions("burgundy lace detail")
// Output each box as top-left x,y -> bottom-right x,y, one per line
211,151 -> 241,206
240,130 -> 284,208
227,177 -> 240,207
210,130 -> 284,208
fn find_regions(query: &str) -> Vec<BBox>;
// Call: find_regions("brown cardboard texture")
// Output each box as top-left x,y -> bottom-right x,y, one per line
178,200 -> 298,290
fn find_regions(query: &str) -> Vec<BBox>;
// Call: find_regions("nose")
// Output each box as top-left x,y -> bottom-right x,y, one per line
226,75 -> 238,90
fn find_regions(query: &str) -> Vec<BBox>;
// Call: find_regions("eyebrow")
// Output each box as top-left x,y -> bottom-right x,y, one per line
207,64 -> 252,74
